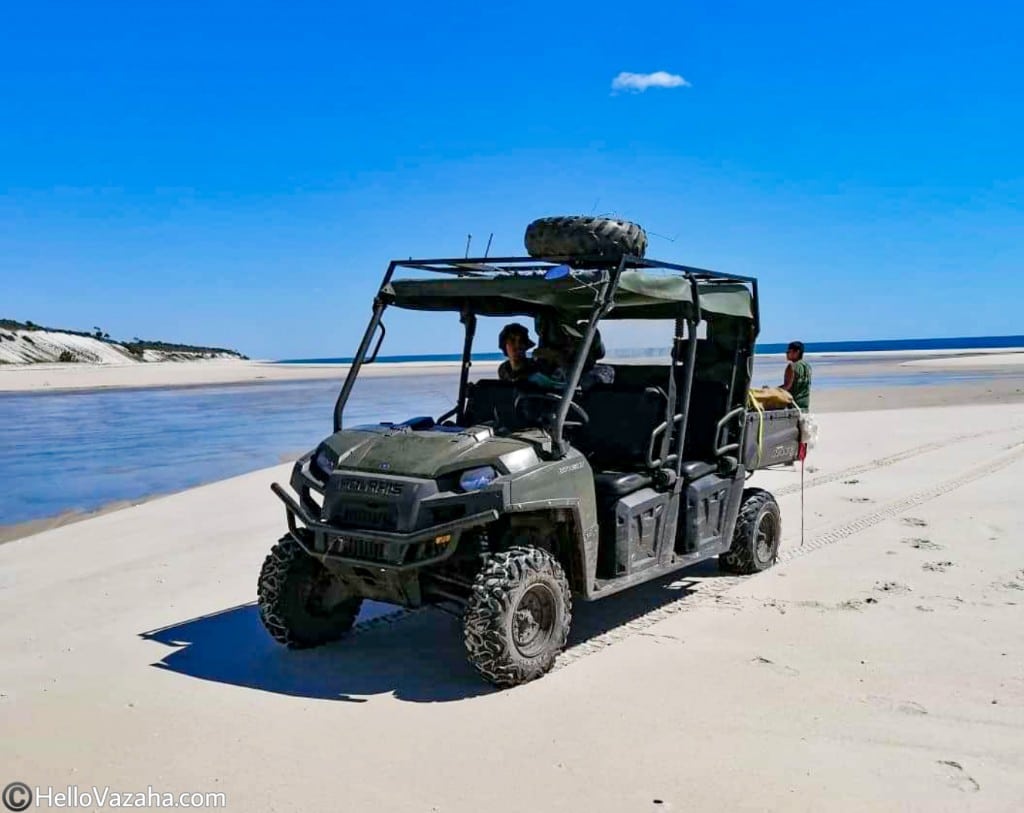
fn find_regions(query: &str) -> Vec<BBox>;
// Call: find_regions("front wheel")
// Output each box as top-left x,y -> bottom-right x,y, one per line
257,534 -> 363,648
720,489 -> 782,574
463,546 -> 572,687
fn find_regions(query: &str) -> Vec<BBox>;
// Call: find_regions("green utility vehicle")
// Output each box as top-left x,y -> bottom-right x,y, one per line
259,217 -> 803,686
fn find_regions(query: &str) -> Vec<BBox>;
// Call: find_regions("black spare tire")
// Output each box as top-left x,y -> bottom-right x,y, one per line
524,216 -> 647,263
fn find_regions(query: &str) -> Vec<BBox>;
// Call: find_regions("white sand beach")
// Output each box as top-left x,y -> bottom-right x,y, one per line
901,352 -> 1024,369
0,358 -> 505,392
2,401 -> 1023,810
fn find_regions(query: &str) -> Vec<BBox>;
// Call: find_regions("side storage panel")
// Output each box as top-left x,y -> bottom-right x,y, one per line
598,488 -> 671,578
742,408 -> 801,469
680,474 -> 736,554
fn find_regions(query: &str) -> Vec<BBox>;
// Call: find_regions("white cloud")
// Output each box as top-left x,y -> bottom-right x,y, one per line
611,71 -> 691,93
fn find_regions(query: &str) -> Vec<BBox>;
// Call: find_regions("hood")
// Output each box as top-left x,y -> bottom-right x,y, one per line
321,424 -> 542,479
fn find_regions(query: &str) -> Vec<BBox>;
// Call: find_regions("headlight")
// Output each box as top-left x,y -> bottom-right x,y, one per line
312,446 -> 337,480
459,466 -> 497,491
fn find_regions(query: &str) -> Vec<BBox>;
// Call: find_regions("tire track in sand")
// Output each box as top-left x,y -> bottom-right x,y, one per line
553,439 -> 1024,670
773,422 -> 1024,497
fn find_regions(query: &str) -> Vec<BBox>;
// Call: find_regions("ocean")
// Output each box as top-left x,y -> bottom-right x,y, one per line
276,335 -> 1024,365
2,336 -> 1022,528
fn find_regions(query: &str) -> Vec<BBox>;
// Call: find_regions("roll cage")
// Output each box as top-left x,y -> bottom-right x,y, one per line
333,254 -> 761,465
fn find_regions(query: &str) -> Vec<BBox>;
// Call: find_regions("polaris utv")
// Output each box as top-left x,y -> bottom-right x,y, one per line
259,217 -> 803,687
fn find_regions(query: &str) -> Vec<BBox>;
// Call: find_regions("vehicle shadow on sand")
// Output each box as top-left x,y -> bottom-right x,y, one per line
140,560 -> 721,703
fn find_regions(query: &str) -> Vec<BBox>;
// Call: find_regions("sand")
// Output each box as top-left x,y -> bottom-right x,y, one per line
901,352 -> 1024,369
2,402 -> 1023,810
807,378 -> 1024,412
0,358 -> 501,393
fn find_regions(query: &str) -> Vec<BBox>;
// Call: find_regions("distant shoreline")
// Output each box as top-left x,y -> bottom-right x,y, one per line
2,349 -> 1024,394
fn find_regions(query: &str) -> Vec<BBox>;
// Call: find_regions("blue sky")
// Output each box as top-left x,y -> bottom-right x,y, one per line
2,1 -> 1022,359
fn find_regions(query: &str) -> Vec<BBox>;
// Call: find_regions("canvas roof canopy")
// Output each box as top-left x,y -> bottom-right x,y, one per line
382,270 -> 754,321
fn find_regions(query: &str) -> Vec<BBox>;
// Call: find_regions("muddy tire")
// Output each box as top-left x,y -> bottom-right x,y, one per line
720,489 -> 782,574
463,545 -> 572,687
524,216 -> 647,262
257,534 -> 363,648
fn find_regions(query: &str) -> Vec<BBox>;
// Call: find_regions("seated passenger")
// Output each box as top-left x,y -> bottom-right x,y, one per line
531,313 -> 574,379
579,327 -> 614,389
531,314 -> 614,389
496,322 -> 538,382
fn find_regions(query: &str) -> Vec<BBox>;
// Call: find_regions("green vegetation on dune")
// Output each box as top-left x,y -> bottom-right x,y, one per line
0,318 -> 247,359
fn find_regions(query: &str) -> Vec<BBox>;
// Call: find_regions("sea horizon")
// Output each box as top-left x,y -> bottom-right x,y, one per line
274,333 -> 1024,365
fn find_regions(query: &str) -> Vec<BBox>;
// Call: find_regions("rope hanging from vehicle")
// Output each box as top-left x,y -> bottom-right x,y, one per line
801,452 -> 806,547
794,403 -> 814,547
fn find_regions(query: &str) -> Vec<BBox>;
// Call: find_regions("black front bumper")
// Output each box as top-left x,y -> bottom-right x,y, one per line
271,482 -> 499,571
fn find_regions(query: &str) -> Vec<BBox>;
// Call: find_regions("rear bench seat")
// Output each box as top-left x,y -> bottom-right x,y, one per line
465,370 -> 730,475
574,385 -> 667,471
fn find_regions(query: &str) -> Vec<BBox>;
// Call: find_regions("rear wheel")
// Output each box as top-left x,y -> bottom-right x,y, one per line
257,534 -> 363,648
720,489 -> 781,574
463,545 -> 572,687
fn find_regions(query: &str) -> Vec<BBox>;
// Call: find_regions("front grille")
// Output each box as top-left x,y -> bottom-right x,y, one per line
336,505 -> 396,530
339,538 -> 402,564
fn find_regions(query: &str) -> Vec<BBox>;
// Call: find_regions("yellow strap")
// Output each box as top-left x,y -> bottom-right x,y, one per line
747,390 -> 766,467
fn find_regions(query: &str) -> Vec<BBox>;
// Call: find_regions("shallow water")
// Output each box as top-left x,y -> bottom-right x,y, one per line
0,376 -> 455,526
0,359 -> 1017,526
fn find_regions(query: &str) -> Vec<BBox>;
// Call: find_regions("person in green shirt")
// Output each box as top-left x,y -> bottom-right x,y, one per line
782,340 -> 812,410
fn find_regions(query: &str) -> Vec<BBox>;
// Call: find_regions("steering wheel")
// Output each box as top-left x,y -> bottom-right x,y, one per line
513,392 -> 590,429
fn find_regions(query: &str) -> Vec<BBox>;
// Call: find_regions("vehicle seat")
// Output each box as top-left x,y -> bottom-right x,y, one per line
463,380 -> 518,429
593,470 -> 655,578
593,471 -> 653,504
680,460 -> 716,482
681,379 -> 730,461
575,386 -> 667,470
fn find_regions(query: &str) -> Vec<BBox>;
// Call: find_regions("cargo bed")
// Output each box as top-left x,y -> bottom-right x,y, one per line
741,407 -> 802,469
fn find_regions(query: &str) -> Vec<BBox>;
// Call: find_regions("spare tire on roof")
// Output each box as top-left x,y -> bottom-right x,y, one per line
524,216 -> 648,263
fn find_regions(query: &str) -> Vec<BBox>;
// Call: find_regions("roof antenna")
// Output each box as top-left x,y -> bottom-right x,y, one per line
648,230 -> 679,243
484,232 -> 493,258
464,233 -> 472,258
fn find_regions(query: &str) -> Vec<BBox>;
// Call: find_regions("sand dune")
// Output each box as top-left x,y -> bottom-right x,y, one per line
0,328 -> 241,366
2,404 -> 1023,810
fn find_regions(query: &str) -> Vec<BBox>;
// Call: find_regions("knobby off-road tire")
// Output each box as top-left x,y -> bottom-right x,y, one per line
257,534 -> 363,648
463,545 -> 572,687
720,488 -> 782,574
524,216 -> 648,262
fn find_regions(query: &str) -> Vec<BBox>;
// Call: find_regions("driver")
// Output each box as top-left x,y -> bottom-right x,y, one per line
497,322 -> 538,382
